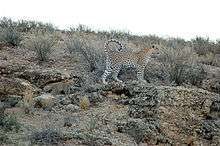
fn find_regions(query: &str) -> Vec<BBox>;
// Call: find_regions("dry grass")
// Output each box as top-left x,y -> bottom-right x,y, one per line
79,96 -> 90,110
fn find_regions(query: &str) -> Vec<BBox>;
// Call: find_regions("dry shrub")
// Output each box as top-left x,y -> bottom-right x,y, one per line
0,17 -> 56,32
191,37 -> 216,56
65,37 -> 105,74
0,129 -> 10,144
0,28 -> 22,46
24,31 -> 57,61
158,46 -> 206,85
30,128 -> 64,145
198,52 -> 216,65
198,52 -> 220,67
212,54 -> 220,67
0,115 -> 20,132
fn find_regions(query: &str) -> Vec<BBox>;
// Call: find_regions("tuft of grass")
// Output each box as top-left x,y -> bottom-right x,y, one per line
79,96 -> 90,110
25,31 -> 56,61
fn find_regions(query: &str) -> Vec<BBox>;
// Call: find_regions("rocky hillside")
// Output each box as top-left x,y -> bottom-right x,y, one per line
0,18 -> 220,145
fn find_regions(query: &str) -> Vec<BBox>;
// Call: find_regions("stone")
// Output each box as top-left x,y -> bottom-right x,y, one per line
0,77 -> 41,100
16,68 -> 72,88
65,104 -> 80,112
34,93 -> 55,109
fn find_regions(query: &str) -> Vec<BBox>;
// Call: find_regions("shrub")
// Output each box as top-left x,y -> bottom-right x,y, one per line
25,31 -> 56,61
81,117 -> 112,146
0,17 -> 16,29
0,102 -> 5,118
0,130 -> 10,144
198,52 -> 216,65
70,24 -> 93,33
0,17 -> 56,32
65,37 -> 105,72
116,119 -> 162,144
0,115 -> 20,132
184,64 -> 206,85
158,46 -> 206,85
30,128 -> 63,145
191,37 -> 216,56
0,28 -> 22,46
166,38 -> 187,49
198,119 -> 220,140
215,40 -> 220,54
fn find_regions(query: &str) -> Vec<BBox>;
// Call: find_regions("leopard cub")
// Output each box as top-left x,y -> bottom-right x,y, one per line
102,39 -> 158,84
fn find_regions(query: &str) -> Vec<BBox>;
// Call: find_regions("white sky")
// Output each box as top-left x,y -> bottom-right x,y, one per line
1,0 -> 220,40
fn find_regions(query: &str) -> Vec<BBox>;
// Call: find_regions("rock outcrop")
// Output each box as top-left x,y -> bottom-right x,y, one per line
0,76 -> 40,99
16,68 -> 72,88
99,82 -> 220,145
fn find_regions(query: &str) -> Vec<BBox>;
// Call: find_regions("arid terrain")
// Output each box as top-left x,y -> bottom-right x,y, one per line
0,18 -> 220,146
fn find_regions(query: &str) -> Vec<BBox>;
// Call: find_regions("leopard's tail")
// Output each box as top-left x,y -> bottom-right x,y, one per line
104,39 -> 124,53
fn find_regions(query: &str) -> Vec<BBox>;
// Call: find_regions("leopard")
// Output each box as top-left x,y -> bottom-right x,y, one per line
102,39 -> 158,84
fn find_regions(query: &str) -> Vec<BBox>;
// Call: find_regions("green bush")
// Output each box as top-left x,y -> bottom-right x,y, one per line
0,28 -> 22,46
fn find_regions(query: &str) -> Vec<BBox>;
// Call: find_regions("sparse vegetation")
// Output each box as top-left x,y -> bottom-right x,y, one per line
70,24 -> 94,33
0,130 -> 10,144
25,31 -> 56,61
191,37 -> 216,56
0,17 -> 220,145
0,28 -> 22,46
30,128 -> 64,145
0,17 -> 56,32
0,114 -> 20,132
65,37 -> 105,72
0,102 -> 5,118
157,46 -> 206,85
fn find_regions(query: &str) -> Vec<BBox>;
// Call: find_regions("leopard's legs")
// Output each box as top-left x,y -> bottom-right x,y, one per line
102,63 -> 112,84
112,65 -> 123,83
137,65 -> 146,83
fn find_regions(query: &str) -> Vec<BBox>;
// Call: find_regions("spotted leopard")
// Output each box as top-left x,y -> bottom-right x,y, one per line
102,39 -> 158,84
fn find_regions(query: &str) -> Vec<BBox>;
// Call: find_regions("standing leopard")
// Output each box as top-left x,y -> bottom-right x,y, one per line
102,39 -> 158,84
